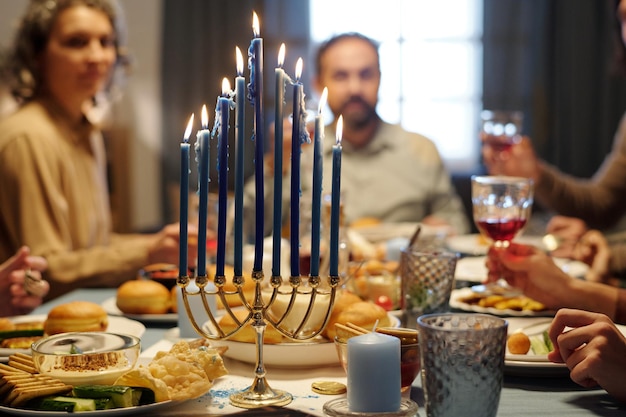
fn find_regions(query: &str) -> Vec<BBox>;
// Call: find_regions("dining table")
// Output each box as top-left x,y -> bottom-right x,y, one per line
20,287 -> 626,417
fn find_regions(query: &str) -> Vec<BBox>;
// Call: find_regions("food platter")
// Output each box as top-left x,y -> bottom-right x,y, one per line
0,315 -> 145,362
504,317 -> 626,376
101,297 -> 177,324
453,256 -> 588,283
449,287 -> 555,317
0,399 -> 177,416
202,313 -> 400,368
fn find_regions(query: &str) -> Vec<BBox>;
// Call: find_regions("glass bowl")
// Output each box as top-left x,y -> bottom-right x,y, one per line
31,332 -> 140,385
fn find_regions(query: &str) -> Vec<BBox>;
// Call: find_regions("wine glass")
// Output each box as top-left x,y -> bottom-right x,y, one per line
471,175 -> 534,293
480,110 -> 523,153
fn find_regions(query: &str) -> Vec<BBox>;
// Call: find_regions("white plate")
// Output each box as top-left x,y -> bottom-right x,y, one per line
446,234 -> 547,256
0,399 -> 177,416
203,313 -> 400,368
453,256 -> 588,283
449,287 -> 555,317
101,297 -> 177,323
504,317 -> 626,376
0,314 -> 145,360
352,222 -> 449,244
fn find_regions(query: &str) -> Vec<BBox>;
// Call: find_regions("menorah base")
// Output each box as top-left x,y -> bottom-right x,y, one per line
229,375 -> 292,408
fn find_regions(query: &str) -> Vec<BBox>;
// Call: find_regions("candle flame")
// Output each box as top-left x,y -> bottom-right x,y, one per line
222,77 -> 231,95
236,46 -> 244,75
336,115 -> 343,145
201,104 -> 209,128
278,43 -> 286,68
252,12 -> 260,37
295,57 -> 303,81
183,113 -> 194,142
318,87 -> 328,114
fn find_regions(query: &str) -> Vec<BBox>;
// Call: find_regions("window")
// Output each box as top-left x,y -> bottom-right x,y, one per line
310,0 -> 483,171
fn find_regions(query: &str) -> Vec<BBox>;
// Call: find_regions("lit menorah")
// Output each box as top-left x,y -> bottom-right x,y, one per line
176,12 -> 342,409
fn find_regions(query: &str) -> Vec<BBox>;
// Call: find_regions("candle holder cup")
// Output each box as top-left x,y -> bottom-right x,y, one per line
178,270 -> 339,408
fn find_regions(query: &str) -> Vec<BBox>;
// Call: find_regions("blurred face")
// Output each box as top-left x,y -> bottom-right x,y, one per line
39,5 -> 116,110
316,37 -> 381,130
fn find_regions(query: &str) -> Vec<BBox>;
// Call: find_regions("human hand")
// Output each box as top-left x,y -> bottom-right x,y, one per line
481,135 -> 540,181
485,242 -> 571,310
571,230 -> 612,284
148,224 -> 199,270
547,308 -> 626,403
0,246 -> 49,316
546,215 -> 588,258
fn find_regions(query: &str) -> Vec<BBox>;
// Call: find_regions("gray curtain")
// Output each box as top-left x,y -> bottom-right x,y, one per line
160,0 -> 310,222
483,0 -> 626,182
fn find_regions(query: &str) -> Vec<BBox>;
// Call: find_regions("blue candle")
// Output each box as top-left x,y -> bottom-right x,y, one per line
272,43 -> 286,278
214,78 -> 231,277
248,12 -> 264,272
234,47 -> 245,277
196,105 -> 210,277
309,88 -> 327,277
179,114 -> 194,276
329,116 -> 343,277
347,332 -> 401,412
290,58 -> 304,278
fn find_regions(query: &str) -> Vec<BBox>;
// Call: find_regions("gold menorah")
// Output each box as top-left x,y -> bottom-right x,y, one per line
177,269 -> 339,408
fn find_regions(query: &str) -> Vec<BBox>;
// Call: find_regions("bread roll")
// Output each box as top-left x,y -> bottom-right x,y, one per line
323,301 -> 390,341
218,309 -> 283,344
116,279 -> 171,314
44,301 -> 109,335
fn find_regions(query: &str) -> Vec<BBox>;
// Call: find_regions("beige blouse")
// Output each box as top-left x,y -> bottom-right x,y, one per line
0,98 -> 150,299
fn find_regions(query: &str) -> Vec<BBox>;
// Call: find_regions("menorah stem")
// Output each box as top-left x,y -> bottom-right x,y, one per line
229,301 -> 292,408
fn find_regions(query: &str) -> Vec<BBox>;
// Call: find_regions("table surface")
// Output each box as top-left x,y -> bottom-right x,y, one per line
22,288 -> 626,416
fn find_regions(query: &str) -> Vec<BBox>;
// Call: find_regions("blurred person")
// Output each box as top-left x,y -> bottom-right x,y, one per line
548,308 -> 626,403
0,246 -> 49,316
485,242 -> 626,324
246,32 -> 470,239
0,0 -> 197,300
482,0 -> 626,231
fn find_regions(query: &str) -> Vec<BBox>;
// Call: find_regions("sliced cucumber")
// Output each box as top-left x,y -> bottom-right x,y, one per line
41,397 -> 97,412
72,385 -> 135,408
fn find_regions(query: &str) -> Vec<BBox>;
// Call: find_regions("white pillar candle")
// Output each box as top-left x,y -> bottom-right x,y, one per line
347,332 -> 401,412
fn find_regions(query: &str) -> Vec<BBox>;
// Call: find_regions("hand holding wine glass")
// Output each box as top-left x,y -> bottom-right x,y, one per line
480,110 -> 523,153
471,175 -> 534,293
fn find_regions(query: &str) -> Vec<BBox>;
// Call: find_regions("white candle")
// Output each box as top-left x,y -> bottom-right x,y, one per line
347,332 -> 401,412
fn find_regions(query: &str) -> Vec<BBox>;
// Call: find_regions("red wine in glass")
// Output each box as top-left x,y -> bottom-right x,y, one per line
476,217 -> 527,243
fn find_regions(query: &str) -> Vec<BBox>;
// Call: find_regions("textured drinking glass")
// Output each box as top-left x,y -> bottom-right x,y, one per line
400,249 -> 458,328
417,313 -> 508,417
481,110 -> 523,153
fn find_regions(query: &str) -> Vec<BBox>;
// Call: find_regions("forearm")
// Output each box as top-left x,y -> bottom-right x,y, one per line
565,279 -> 619,321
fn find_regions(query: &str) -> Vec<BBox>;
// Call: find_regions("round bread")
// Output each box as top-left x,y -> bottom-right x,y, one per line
44,301 -> 108,335
218,309 -> 284,344
116,279 -> 171,314
324,301 -> 390,341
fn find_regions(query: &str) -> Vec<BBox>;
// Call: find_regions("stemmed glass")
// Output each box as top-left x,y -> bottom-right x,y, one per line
471,175 -> 534,292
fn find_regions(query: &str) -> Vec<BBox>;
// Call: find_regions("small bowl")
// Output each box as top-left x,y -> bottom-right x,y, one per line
31,332 -> 140,385
334,336 -> 348,373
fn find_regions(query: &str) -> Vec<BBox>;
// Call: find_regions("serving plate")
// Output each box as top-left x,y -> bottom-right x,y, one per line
101,297 -> 177,324
449,287 -> 555,317
504,317 -> 626,376
0,399 -> 177,416
0,314 -> 145,362
453,256 -> 588,283
202,313 -> 400,368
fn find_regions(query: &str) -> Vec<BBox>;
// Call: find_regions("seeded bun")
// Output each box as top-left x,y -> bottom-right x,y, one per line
44,301 -> 108,335
116,279 -> 171,314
